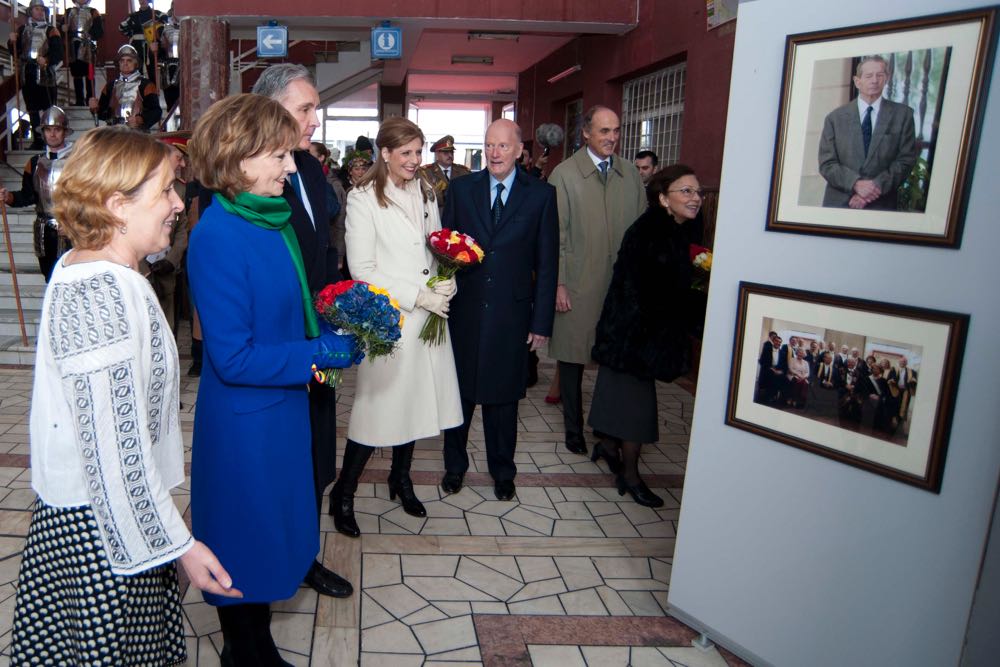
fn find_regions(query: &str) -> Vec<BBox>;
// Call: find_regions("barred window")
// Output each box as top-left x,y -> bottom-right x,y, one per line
621,62 -> 686,166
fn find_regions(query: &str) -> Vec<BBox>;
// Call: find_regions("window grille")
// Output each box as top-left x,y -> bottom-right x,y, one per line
621,62 -> 686,166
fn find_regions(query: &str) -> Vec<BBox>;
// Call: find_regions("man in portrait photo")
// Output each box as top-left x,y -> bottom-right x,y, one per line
818,55 -> 918,210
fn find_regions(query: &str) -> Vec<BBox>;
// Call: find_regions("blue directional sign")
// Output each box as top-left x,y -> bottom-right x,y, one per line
371,26 -> 402,59
257,25 -> 288,58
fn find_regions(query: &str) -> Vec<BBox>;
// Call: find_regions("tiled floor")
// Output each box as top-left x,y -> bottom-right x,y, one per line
0,329 -> 748,666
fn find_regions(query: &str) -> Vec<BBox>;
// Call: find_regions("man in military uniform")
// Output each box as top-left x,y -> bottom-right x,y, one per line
157,5 -> 181,111
140,132 -> 190,331
89,44 -> 162,131
118,0 -> 166,79
421,135 -> 470,213
63,0 -> 103,107
8,0 -> 62,149
0,106 -> 73,281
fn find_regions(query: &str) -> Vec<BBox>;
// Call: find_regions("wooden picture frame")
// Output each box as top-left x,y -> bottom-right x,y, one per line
725,282 -> 968,492
766,7 -> 998,246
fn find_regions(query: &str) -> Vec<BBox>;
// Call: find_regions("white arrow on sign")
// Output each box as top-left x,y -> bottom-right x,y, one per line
262,33 -> 282,49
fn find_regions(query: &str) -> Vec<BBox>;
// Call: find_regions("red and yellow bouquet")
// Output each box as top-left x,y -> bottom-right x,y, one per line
420,229 -> 485,344
689,243 -> 713,292
312,280 -> 404,386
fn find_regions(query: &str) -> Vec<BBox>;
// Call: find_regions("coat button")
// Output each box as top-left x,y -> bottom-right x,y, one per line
422,269 -> 429,275
424,212 -> 428,218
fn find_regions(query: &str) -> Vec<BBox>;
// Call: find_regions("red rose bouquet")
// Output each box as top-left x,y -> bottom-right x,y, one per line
420,229 -> 485,344
312,280 -> 404,386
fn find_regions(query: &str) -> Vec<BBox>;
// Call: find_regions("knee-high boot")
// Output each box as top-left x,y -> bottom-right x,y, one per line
387,442 -> 426,518
218,603 -> 291,666
327,439 -> 374,538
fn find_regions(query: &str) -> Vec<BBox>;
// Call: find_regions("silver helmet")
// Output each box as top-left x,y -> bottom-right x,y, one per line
36,106 -> 72,134
117,44 -> 140,62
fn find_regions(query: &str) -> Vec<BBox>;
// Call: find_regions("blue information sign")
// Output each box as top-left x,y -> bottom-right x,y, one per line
257,25 -> 288,58
371,26 -> 402,59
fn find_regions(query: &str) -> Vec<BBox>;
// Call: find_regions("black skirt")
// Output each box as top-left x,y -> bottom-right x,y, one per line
11,501 -> 187,666
587,365 -> 659,444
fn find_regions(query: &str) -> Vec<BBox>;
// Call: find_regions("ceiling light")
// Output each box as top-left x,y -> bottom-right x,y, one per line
468,31 -> 520,41
547,64 -> 581,84
452,55 -> 494,65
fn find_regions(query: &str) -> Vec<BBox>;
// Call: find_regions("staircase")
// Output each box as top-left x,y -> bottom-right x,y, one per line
0,105 -> 98,366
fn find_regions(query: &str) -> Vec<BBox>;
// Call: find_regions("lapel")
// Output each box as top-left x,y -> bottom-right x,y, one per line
283,159 -> 317,257
473,170 -> 494,239
494,170 -> 530,235
385,181 -> 428,241
865,100 -> 892,162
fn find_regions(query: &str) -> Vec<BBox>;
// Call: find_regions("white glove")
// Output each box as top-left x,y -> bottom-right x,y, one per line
416,288 -> 450,318
432,277 -> 457,299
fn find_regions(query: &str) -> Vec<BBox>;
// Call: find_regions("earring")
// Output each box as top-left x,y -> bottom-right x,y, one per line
119,224 -> 127,235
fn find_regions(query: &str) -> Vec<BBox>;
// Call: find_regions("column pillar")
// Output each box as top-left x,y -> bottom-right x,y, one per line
180,17 -> 229,130
379,83 -> 405,120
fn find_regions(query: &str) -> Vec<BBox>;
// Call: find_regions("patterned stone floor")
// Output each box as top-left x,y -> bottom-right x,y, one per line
0,329 -> 748,666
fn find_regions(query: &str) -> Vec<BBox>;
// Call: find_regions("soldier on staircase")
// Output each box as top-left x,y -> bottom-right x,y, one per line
7,0 -> 63,149
89,44 -> 162,131
62,0 -> 104,108
157,5 -> 181,112
118,0 -> 166,79
0,107 -> 74,281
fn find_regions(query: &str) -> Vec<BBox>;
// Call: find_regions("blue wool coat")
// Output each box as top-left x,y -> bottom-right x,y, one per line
188,201 -> 319,606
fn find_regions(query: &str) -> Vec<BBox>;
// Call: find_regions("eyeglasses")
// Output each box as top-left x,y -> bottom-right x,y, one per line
667,187 -> 704,198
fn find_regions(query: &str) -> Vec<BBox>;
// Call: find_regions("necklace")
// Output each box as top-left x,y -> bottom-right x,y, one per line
102,245 -> 137,270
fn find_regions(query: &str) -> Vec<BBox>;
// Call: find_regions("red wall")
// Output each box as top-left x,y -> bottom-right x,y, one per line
517,0 -> 735,187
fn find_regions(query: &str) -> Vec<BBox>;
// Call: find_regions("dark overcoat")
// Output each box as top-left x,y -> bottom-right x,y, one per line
591,204 -> 699,383
444,168 -> 559,404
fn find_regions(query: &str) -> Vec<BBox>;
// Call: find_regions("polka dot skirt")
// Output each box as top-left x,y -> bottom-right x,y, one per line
10,502 -> 187,666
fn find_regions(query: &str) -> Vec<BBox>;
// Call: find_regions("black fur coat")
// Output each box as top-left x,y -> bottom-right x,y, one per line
591,205 -> 700,382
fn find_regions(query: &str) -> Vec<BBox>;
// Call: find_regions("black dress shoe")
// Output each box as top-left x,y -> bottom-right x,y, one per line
305,560 -> 353,598
564,435 -> 588,455
616,476 -> 665,508
441,472 -> 464,495
494,479 -> 516,501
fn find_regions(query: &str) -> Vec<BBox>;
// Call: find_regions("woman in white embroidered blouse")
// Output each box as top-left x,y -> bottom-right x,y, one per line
11,127 -> 241,666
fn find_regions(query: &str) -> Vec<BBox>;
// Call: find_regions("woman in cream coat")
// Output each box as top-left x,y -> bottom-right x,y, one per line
329,116 -> 463,537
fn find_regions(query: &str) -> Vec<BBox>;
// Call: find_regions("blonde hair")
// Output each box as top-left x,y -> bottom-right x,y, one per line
54,126 -> 171,250
189,93 -> 300,200
357,116 -> 433,208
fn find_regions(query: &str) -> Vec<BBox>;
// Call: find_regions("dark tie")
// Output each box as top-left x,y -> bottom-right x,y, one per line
861,106 -> 873,156
444,168 -> 450,181
47,152 -> 58,160
598,160 -> 609,183
492,183 -> 505,226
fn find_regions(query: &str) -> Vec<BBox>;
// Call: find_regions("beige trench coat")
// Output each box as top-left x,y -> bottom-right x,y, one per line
547,148 -> 647,364
344,180 -> 463,447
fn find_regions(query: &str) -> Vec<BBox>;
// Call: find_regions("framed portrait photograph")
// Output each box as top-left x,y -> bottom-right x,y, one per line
766,8 -> 998,246
726,282 -> 968,492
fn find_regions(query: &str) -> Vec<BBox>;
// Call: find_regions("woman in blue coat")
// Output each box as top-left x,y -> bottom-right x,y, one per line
187,94 -> 359,665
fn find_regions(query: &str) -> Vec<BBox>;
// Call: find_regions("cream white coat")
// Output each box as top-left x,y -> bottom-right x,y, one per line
345,180 -> 463,447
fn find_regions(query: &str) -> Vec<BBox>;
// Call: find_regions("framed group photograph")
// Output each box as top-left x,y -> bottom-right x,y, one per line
725,282 -> 968,492
766,7 -> 998,246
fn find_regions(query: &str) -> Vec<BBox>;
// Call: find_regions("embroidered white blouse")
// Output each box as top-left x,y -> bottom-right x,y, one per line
29,257 -> 192,575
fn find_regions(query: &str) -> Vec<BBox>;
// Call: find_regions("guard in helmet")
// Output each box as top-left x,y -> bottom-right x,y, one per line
157,5 -> 181,112
62,0 -> 104,107
0,106 -> 73,281
118,0 -> 166,79
89,44 -> 162,131
7,0 -> 63,149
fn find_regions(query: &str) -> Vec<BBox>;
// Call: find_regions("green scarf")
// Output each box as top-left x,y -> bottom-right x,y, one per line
213,192 -> 319,339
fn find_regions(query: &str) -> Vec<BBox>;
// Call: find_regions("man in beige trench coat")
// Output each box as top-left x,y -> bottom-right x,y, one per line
547,105 -> 646,455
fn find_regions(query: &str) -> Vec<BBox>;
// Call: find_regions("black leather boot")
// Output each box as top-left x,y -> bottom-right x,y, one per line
387,442 -> 426,518
328,440 -> 374,537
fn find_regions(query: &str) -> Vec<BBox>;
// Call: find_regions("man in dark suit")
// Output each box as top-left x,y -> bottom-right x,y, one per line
818,55 -> 918,210
441,119 -> 559,501
252,64 -> 349,598
756,331 -> 785,405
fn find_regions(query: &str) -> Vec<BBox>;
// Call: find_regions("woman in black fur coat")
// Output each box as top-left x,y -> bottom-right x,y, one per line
587,165 -> 704,507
